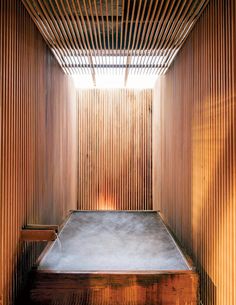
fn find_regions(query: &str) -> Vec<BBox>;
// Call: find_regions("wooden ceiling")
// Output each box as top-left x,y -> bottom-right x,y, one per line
21,0 -> 209,85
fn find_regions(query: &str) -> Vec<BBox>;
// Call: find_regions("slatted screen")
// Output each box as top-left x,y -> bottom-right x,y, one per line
153,0 -> 236,304
77,89 -> 152,210
21,0 -> 209,84
0,1 -> 78,305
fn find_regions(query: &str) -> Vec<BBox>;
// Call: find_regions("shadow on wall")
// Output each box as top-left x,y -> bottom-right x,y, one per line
14,242 -> 46,305
194,260 -> 217,305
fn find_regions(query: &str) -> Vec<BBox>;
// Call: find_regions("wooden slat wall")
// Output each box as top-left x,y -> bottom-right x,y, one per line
77,89 -> 152,210
153,0 -> 236,304
0,1 -> 78,305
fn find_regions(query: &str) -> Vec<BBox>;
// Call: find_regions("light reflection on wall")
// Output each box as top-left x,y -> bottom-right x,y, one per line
97,194 -> 116,210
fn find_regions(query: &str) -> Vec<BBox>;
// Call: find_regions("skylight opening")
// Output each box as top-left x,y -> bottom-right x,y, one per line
71,69 -> 158,89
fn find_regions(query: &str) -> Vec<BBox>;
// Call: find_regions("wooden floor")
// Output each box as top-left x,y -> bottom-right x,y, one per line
29,211 -> 198,305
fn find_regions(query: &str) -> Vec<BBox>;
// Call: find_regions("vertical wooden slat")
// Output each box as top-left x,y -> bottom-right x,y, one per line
77,89 -> 152,211
153,0 -> 236,304
0,1 -> 78,305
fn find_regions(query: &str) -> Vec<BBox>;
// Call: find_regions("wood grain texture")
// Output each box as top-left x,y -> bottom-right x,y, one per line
30,271 -> 199,305
153,0 -> 236,304
0,1 -> 78,305
77,89 -> 152,210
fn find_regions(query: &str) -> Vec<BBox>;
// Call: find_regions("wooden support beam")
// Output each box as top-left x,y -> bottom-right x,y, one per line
124,55 -> 131,86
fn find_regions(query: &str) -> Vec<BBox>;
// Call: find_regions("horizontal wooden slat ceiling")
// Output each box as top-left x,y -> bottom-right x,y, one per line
21,0 -> 209,85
